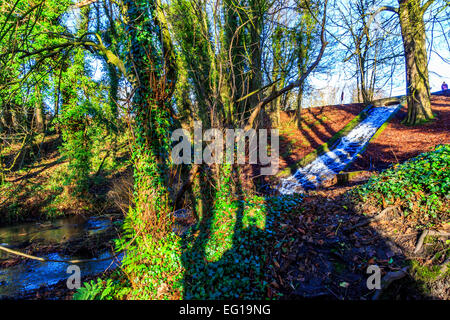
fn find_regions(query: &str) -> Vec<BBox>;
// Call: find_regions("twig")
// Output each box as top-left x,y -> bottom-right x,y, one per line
345,206 -> 396,232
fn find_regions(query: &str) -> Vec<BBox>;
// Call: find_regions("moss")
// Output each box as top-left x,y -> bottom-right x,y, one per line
411,260 -> 442,282
341,104 -> 402,171
336,171 -> 367,184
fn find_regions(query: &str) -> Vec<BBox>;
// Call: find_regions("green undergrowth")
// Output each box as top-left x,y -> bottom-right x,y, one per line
0,130 -> 130,225
74,170 -> 304,300
181,194 -> 303,299
352,144 -> 449,227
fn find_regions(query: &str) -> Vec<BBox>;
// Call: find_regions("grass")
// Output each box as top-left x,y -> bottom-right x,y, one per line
342,103 -> 402,171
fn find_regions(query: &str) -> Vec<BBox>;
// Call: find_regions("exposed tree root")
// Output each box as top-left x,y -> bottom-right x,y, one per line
372,267 -> 410,300
414,230 -> 450,254
345,206 -> 396,232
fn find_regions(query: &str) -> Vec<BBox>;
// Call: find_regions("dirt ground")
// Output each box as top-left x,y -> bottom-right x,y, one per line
276,94 -> 449,175
350,93 -> 450,171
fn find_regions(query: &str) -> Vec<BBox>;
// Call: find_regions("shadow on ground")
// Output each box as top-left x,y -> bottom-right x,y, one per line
178,173 -> 439,300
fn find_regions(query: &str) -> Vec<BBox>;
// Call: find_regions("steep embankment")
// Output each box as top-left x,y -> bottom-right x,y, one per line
279,104 -> 401,194
350,93 -> 450,171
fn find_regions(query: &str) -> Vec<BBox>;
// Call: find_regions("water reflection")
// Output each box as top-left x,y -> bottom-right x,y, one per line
0,216 -> 121,298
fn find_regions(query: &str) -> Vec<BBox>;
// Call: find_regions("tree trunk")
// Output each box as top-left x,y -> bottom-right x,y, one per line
296,87 -> 303,129
269,86 -> 280,127
248,2 -> 265,128
34,86 -> 45,133
398,0 -> 434,125
0,104 -> 13,133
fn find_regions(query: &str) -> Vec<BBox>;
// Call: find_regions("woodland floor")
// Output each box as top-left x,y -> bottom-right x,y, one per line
350,93 -> 450,171
264,184 -> 449,300
0,134 -> 131,225
258,93 -> 450,300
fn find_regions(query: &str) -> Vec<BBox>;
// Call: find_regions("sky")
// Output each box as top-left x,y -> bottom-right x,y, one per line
305,0 -> 450,107
307,50 -> 450,107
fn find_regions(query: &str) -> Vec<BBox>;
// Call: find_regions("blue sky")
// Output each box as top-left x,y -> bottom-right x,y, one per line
306,0 -> 450,107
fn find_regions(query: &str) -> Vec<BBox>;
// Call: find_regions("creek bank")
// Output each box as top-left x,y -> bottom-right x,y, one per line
0,215 -> 123,299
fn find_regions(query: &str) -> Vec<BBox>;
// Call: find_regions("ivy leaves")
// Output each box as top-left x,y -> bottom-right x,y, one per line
354,144 -> 449,225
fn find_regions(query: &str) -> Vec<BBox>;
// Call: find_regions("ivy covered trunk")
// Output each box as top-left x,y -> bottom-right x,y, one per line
120,0 -> 183,299
398,0 -> 434,125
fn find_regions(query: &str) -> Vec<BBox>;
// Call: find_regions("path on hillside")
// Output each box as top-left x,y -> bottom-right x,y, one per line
279,105 -> 401,194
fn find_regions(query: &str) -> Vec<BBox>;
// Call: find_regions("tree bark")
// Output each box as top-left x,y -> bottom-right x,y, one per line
296,87 -> 303,129
0,104 -> 13,133
269,86 -> 280,127
398,0 -> 434,125
34,85 -> 44,133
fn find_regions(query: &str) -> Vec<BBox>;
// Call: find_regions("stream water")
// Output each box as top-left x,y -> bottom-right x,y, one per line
279,105 -> 401,194
0,216 -> 122,298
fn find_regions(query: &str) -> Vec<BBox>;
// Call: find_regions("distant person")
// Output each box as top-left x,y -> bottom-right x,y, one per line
341,91 -> 344,104
442,81 -> 448,91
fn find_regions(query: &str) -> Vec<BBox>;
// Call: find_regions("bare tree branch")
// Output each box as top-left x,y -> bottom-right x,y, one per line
244,0 -> 329,131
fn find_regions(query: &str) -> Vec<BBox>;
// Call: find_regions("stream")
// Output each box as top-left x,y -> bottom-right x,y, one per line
0,216 -> 122,299
279,105 -> 401,194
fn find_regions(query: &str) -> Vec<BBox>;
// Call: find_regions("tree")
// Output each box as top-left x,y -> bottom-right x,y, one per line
398,0 -> 435,124
245,0 -> 329,130
295,1 -> 322,127
363,0 -> 440,125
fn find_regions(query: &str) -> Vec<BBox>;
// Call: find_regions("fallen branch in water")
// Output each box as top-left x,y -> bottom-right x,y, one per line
0,244 -> 121,264
0,230 -> 140,264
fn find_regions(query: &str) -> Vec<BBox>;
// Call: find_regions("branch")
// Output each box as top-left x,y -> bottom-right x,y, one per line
73,0 -> 98,8
421,0 -> 436,13
236,78 -> 282,103
362,6 -> 399,40
88,34 -> 127,77
244,0 -> 329,131
376,6 -> 399,15
0,243 -> 120,264
18,35 -> 128,80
